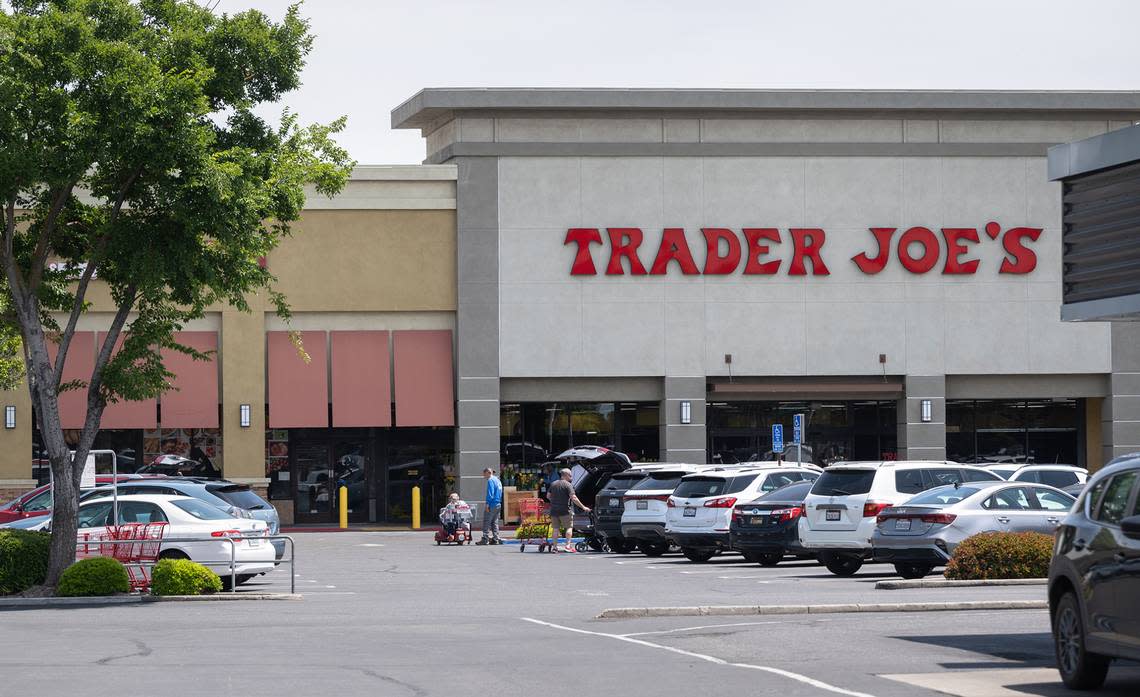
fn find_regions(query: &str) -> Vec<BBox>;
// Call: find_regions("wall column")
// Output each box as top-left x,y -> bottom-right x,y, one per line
0,380 -> 34,502
452,157 -> 501,502
898,375 -> 946,461
660,376 -> 706,463
1103,322 -> 1140,464
220,310 -> 266,495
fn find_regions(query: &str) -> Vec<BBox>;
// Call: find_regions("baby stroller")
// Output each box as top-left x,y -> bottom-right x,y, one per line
435,500 -> 473,545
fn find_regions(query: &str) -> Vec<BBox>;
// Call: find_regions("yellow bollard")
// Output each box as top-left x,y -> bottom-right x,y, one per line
338,485 -> 348,529
411,486 -> 421,530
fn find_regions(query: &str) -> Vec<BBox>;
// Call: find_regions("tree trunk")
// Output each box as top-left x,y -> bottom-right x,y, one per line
43,451 -> 78,588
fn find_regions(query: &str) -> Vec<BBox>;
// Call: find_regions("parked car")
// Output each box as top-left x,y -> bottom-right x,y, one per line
82,478 -> 283,558
1062,482 -> 1086,498
872,481 -> 1076,578
621,464 -> 709,556
558,447 -> 634,550
730,480 -> 817,566
0,474 -> 157,524
665,464 -> 821,562
593,464 -> 674,553
985,464 -> 1088,489
135,454 -> 222,479
42,494 -> 275,586
799,461 -> 1004,576
1048,456 -> 1140,689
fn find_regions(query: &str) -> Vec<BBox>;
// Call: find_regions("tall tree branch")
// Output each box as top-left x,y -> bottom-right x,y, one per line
27,182 -> 76,293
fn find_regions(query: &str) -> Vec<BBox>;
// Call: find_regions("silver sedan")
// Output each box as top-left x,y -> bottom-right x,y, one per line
870,481 -> 1075,579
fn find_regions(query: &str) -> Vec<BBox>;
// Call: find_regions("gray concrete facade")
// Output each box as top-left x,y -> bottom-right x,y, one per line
394,89 -> 1140,474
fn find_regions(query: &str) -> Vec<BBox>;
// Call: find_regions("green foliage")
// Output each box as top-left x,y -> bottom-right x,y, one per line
150,557 -> 222,596
56,556 -> 130,596
0,529 -> 50,594
944,532 -> 1053,580
515,523 -> 552,539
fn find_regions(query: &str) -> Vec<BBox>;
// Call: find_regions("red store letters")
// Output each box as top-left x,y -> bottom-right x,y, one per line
564,223 -> 1041,276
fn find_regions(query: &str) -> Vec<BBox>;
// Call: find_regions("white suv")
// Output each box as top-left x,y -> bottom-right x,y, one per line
620,465 -> 709,557
985,464 -> 1088,489
665,463 -> 821,562
799,461 -> 1003,575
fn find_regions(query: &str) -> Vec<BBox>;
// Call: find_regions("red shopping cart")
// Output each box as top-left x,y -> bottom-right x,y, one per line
517,498 -> 553,552
75,522 -> 167,592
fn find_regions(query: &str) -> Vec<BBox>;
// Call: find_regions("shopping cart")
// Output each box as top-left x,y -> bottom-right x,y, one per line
516,498 -> 553,552
75,522 -> 168,592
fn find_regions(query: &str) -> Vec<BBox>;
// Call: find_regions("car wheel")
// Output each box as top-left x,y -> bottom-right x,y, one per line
1054,591 -> 1110,689
640,541 -> 668,557
235,574 -> 255,586
158,549 -> 189,560
821,552 -> 863,576
682,547 -> 715,563
609,539 -> 637,554
894,563 -> 933,580
741,552 -> 760,563
757,552 -> 782,567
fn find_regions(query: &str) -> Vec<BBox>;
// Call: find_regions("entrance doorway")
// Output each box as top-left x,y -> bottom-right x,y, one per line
292,433 -> 373,524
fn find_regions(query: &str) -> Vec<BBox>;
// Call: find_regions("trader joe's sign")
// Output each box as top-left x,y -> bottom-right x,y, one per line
563,222 -> 1041,276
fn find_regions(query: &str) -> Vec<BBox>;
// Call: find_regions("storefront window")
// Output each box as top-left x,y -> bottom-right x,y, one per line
708,401 -> 897,467
499,402 -> 660,486
945,399 -> 1081,466
386,427 -> 455,522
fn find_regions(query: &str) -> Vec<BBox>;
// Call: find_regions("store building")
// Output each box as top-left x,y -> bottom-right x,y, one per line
3,90 -> 1140,522
391,88 -> 1140,501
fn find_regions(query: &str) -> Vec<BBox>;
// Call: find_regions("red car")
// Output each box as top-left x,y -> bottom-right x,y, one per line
0,475 -> 159,524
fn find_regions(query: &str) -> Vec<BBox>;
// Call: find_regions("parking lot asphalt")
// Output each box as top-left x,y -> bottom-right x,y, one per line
2,531 -> 1137,697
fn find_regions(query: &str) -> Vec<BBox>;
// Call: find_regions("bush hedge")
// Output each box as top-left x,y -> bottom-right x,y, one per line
150,558 -> 222,596
56,557 -> 131,597
944,531 -> 1053,580
0,529 -> 51,595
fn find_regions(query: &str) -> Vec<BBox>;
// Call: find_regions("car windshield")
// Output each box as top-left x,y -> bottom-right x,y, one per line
206,485 -> 268,510
628,472 -> 688,492
811,469 -> 876,496
755,481 -> 814,502
172,499 -> 232,520
673,475 -> 761,498
601,473 -> 645,491
904,485 -> 982,506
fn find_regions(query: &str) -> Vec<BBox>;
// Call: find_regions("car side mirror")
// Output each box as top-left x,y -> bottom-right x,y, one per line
1122,515 -> 1140,541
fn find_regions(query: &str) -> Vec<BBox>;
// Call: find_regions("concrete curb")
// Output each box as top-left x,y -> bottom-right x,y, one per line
875,578 -> 1047,590
142,593 -> 302,602
0,595 -> 142,610
596,599 -> 1048,619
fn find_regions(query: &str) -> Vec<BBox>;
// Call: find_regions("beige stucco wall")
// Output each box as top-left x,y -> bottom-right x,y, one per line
0,166 -> 460,490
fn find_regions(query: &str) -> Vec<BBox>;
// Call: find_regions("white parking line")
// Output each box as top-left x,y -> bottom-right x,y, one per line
521,617 -> 876,697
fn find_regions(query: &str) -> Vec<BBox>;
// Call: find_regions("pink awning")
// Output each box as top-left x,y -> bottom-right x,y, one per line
160,332 -> 219,428
331,331 -> 391,427
393,330 -> 454,427
98,332 -> 158,429
46,331 -> 96,430
268,331 -> 328,428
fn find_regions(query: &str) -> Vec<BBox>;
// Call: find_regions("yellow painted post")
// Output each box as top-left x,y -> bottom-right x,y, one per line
338,486 -> 348,529
411,486 -> 421,530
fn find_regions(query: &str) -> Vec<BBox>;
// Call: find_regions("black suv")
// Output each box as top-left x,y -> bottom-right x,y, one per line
1048,457 -> 1140,689
593,468 -> 659,553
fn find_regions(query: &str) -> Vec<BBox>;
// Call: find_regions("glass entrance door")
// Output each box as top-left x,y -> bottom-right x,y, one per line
333,439 -> 371,524
293,441 -> 332,524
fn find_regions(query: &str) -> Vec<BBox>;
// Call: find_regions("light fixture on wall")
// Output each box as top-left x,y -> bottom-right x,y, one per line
239,404 -> 251,428
920,399 -> 932,423
4,405 -> 14,429
680,400 -> 692,425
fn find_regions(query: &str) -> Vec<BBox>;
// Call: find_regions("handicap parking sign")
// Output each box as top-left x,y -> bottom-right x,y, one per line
772,424 -> 784,455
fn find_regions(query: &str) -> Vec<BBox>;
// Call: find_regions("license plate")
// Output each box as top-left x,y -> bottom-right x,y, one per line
894,519 -> 912,531
825,510 -> 841,521
248,538 -> 262,546
683,507 -> 697,517
609,498 -> 620,507
749,516 -> 766,525
636,500 -> 648,510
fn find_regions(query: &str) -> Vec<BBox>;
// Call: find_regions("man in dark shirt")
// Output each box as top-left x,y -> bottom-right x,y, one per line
546,467 -> 590,553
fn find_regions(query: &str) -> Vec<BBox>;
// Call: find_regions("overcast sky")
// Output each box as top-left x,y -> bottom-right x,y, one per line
234,0 -> 1140,165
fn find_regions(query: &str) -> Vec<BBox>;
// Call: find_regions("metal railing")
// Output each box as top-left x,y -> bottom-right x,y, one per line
75,535 -> 296,594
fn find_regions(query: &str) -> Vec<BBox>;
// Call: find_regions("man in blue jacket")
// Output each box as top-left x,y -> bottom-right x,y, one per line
476,467 -> 503,545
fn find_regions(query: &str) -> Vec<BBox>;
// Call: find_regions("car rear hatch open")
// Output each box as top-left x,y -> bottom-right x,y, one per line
556,447 -> 633,509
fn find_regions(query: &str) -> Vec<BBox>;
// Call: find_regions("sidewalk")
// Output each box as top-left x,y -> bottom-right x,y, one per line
280,523 -> 523,533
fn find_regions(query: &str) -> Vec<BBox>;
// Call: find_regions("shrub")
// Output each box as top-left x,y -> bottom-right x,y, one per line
0,529 -> 51,595
150,558 -> 222,596
944,531 -> 1053,580
56,557 -> 130,597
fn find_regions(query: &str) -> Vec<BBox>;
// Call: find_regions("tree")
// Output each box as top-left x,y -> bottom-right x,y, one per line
0,0 -> 353,590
